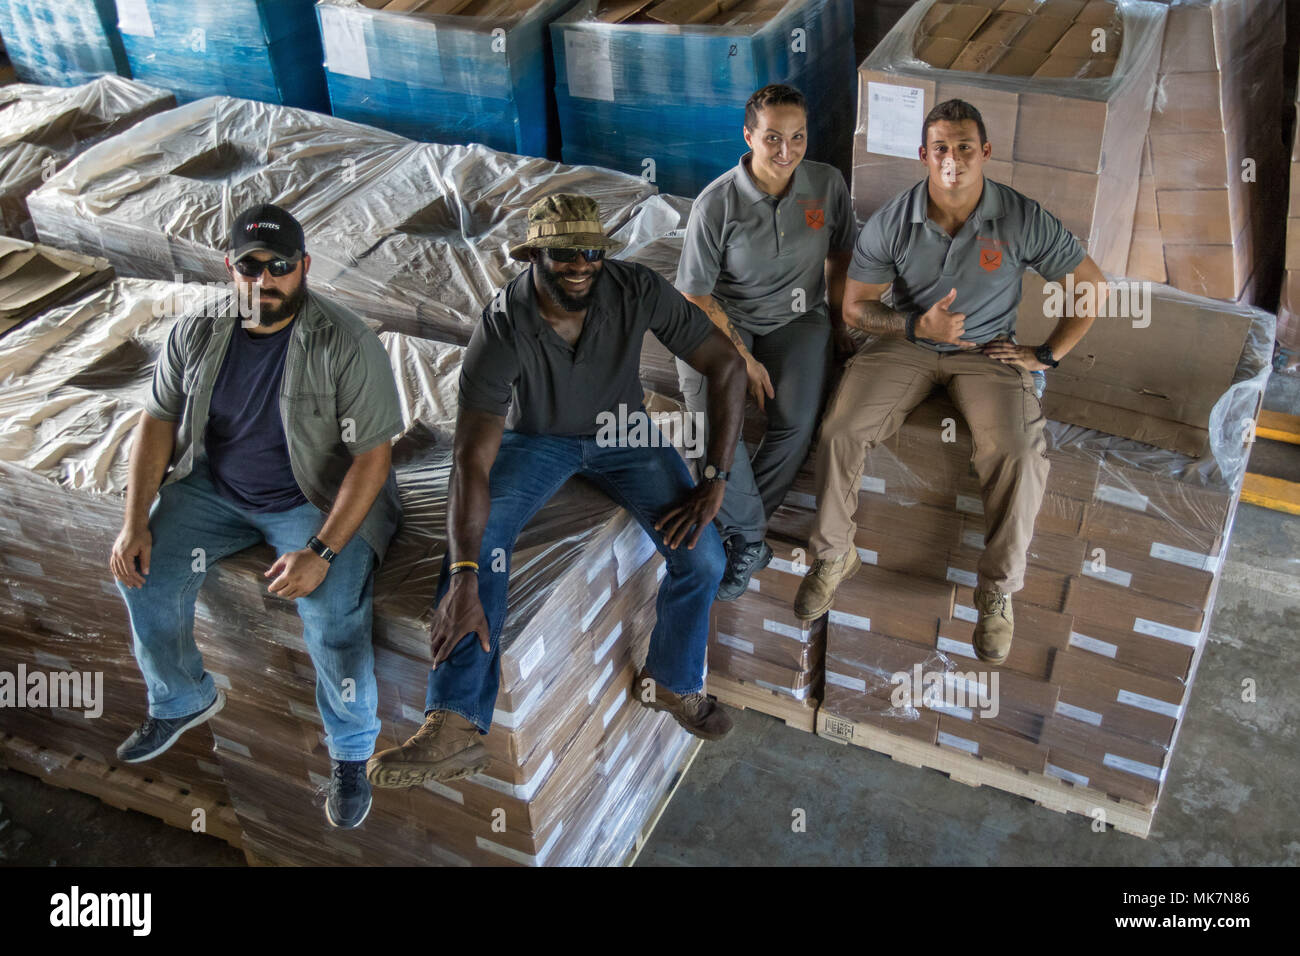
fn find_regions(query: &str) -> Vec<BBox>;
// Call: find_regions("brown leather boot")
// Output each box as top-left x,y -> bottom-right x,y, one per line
365,710 -> 488,789
793,550 -> 862,621
973,586 -> 1014,665
632,669 -> 733,741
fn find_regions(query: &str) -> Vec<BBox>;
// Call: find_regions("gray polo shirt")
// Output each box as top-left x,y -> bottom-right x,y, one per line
460,258 -> 715,436
849,177 -> 1086,351
146,290 -> 405,562
676,154 -> 855,334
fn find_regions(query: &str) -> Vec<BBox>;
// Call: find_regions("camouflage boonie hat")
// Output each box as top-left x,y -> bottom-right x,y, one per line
508,193 -> 624,262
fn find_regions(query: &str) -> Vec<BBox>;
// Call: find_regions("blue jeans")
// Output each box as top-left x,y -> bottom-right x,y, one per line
116,460 -> 381,761
425,430 -> 726,733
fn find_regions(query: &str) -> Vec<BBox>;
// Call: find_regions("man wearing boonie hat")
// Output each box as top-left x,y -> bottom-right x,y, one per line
108,202 -> 404,830
367,193 -> 748,790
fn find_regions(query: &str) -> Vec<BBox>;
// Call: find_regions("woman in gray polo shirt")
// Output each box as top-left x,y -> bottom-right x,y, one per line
675,83 -> 855,600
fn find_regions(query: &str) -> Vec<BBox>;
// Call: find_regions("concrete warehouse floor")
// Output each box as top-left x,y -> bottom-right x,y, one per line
2,376 -> 1298,867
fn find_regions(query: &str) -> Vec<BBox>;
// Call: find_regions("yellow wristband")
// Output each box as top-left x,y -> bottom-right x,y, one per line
449,560 -> 479,572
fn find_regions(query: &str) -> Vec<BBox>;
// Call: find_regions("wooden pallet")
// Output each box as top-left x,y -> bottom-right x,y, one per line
707,673 -> 819,733
621,737 -> 702,866
0,731 -> 245,850
815,711 -> 1155,838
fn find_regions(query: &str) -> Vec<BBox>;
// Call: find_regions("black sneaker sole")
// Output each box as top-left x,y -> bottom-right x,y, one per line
716,543 -> 774,602
118,690 -> 226,764
325,791 -> 373,830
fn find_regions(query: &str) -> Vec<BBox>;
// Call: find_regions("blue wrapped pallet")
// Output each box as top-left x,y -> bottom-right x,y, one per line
550,0 -> 855,197
117,0 -> 329,110
317,0 -> 580,158
0,0 -> 129,86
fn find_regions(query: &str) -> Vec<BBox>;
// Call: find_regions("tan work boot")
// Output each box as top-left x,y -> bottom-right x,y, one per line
793,550 -> 862,621
972,586 -> 1014,664
632,669 -> 733,741
366,710 -> 488,789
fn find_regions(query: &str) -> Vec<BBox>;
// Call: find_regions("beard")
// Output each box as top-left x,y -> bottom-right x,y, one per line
535,258 -> 597,313
252,278 -> 308,326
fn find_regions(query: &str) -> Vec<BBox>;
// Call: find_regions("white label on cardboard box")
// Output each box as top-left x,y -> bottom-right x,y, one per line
1055,699 -> 1104,726
1069,631 -> 1118,658
954,603 -> 978,623
1103,752 -> 1163,781
866,81 -> 926,159
602,692 -> 624,729
581,587 -> 611,632
755,678 -> 806,699
32,650 -> 72,671
926,699 -> 973,721
786,491 -> 817,510
1095,484 -> 1150,512
319,6 -> 372,80
212,735 -> 251,759
962,530 -> 985,551
937,635 -> 977,658
492,681 -> 544,729
594,621 -> 622,664
1082,561 -> 1133,588
476,835 -> 541,867
956,494 -> 984,515
747,577 -> 760,593
716,631 -> 755,655
421,778 -> 465,804
564,30 -> 615,102
197,759 -> 222,777
288,699 -> 322,725
401,702 -> 426,724
860,475 -> 886,494
1134,617 -> 1200,648
1046,763 -> 1090,787
472,751 -> 552,801
117,0 -> 156,38
857,547 -> 879,565
829,609 -> 871,631
1149,541 -> 1216,571
587,659 -> 614,705
769,556 -> 802,576
613,522 -> 655,586
946,566 -> 979,588
764,618 -> 811,641
1117,689 -> 1183,719
517,636 -> 546,681
210,671 -> 232,690
826,670 -> 867,692
937,730 -> 979,754
600,731 -> 630,776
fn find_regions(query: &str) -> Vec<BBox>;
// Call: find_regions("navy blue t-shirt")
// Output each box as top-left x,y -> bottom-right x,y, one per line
205,320 -> 309,513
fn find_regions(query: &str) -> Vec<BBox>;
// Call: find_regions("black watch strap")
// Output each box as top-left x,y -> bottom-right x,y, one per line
1035,344 -> 1060,368
702,463 -> 730,482
307,535 -> 336,564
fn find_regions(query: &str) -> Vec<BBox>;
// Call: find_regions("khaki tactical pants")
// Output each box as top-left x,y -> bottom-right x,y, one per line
810,337 -> 1049,593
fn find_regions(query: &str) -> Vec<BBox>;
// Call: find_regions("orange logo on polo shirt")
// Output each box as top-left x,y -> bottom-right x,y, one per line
805,207 -> 824,230
980,248 -> 1002,271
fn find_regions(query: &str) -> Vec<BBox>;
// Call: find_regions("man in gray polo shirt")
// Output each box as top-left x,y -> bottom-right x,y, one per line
366,194 -> 747,791
676,83 -> 855,600
794,99 -> 1106,665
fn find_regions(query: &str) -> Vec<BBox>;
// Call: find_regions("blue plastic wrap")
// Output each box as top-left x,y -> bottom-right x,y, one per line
550,0 -> 855,197
0,0 -> 128,86
117,0 -> 329,110
318,0 -> 581,158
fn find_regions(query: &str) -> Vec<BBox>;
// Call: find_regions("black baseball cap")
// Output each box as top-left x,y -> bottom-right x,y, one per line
230,203 -> 306,262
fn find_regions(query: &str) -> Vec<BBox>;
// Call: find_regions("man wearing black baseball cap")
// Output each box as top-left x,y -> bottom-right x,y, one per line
109,202 -> 405,830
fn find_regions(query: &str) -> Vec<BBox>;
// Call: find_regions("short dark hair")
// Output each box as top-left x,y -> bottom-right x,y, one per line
922,99 -> 988,150
744,84 -> 807,131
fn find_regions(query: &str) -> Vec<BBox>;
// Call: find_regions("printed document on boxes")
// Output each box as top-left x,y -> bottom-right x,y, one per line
320,6 -> 373,80
117,0 -> 155,38
867,82 -> 925,159
565,32 -> 615,102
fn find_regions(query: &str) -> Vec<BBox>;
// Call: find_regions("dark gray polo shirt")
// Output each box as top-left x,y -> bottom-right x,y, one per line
849,177 -> 1086,351
459,259 -> 715,436
676,154 -> 856,334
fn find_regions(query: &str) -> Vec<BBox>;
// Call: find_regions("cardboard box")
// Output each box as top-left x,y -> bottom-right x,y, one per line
937,713 -> 1049,773
821,690 -> 941,744
1065,576 -> 1205,637
949,41 -> 1005,73
1010,15 -> 1073,52
1046,747 -> 1160,806
1083,501 -> 1224,562
917,35 -> 966,68
1077,539 -> 1215,609
936,617 -> 1055,679
1014,92 -> 1108,173
1163,229 -> 1252,301
932,4 -> 993,42
1126,228 -> 1167,282
952,585 -> 1074,649
1011,161 -> 1098,239
1063,617 -> 1195,681
1147,71 -> 1228,134
1132,175 -> 1159,231
988,46 -> 1048,75
972,10 -> 1029,46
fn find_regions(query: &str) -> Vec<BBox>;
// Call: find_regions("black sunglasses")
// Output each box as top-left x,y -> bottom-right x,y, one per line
544,247 -> 605,263
233,253 -> 302,278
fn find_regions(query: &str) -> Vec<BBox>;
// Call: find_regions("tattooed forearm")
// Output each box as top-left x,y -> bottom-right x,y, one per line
848,299 -> 908,337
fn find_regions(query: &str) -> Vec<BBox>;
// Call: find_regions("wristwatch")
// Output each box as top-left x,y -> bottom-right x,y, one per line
306,535 -> 337,564
1034,344 -> 1060,369
702,464 -> 730,482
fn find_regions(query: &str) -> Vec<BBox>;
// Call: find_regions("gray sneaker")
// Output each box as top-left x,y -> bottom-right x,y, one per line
116,690 -> 225,763
717,537 -> 773,601
325,759 -> 372,829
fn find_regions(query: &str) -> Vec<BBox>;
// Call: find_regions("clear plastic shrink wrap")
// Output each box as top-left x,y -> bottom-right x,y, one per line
0,278 -> 696,865
549,0 -> 857,197
0,76 -> 174,240
0,0 -> 130,86
116,0 -> 330,111
854,0 -> 1167,276
315,0 -> 581,159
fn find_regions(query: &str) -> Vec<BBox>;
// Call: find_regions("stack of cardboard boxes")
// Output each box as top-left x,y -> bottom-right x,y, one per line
1280,51 -> 1300,360
854,0 -> 1167,274
1124,0 -> 1286,304
0,0 -> 130,86
0,280 -> 698,865
316,0 -> 580,158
